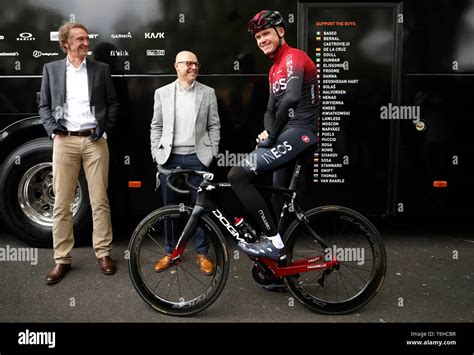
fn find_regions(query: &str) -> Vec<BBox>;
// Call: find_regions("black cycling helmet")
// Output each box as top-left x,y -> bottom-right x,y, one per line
248,10 -> 286,35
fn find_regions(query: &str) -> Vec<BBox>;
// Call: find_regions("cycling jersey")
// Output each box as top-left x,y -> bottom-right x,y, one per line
265,43 -> 319,142
228,42 -> 319,237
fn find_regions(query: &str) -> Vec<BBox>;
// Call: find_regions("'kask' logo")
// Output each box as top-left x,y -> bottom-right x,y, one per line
145,32 -> 165,39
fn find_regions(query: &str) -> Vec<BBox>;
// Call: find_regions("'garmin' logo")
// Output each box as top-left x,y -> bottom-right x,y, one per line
111,32 -> 132,39
17,32 -> 35,41
18,329 -> 55,348
145,32 -> 165,39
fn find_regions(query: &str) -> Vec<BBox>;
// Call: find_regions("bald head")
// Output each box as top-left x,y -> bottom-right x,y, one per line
174,51 -> 200,88
175,51 -> 197,63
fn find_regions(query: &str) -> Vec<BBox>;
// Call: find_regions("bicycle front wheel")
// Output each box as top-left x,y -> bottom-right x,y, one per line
128,205 -> 229,316
284,206 -> 386,314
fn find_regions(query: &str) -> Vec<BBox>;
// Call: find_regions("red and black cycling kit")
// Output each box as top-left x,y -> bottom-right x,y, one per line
228,43 -> 320,236
265,43 -> 319,142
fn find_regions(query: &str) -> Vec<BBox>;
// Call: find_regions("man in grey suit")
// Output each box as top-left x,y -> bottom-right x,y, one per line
150,51 -> 220,275
38,22 -> 119,284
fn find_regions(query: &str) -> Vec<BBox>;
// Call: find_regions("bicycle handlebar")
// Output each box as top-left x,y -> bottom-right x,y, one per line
156,166 -> 214,194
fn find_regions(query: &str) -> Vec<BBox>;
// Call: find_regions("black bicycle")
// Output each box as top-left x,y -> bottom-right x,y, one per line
128,160 -> 387,316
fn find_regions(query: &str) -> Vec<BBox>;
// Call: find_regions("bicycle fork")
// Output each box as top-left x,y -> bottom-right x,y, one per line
169,205 -> 206,261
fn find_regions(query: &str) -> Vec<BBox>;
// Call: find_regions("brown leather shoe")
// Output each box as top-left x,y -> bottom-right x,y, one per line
196,253 -> 214,275
46,263 -> 71,284
97,256 -> 116,275
154,254 -> 172,272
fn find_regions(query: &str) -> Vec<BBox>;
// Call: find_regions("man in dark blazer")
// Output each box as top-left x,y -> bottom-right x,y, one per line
38,22 -> 119,284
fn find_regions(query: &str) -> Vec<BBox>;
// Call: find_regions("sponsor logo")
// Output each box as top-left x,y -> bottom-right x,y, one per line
258,210 -> 271,230
145,32 -> 165,39
286,54 -> 294,77
16,32 -> 35,41
203,173 -> 214,180
18,329 -> 55,349
110,50 -> 129,56
33,50 -> 59,58
50,31 -> 99,41
0,51 -> 19,56
111,32 -> 132,39
0,35 -> 5,40
147,49 -> 165,56
261,141 -> 293,164
212,209 -> 240,238
301,135 -> 310,143
271,78 -> 287,93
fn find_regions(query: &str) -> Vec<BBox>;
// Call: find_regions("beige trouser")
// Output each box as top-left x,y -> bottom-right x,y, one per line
52,135 -> 113,263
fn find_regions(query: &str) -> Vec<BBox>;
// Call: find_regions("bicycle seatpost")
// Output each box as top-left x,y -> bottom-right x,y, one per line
288,159 -> 303,191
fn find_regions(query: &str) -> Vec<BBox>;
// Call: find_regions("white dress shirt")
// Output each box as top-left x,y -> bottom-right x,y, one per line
60,57 -> 99,132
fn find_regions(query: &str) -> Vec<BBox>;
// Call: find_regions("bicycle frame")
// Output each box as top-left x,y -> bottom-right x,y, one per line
167,161 -> 339,278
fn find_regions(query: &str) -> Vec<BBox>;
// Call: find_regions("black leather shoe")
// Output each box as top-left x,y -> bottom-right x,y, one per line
46,263 -> 71,284
97,256 -> 116,275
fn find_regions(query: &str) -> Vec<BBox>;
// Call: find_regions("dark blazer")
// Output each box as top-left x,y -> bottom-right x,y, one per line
38,58 -> 119,141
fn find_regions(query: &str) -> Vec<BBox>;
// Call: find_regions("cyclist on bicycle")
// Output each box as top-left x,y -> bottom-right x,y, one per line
228,10 -> 320,261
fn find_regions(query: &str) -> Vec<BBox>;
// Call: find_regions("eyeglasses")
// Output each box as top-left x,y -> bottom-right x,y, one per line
176,61 -> 201,68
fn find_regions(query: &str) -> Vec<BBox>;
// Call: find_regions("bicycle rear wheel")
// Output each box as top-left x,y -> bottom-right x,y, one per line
284,206 -> 386,314
128,205 -> 229,316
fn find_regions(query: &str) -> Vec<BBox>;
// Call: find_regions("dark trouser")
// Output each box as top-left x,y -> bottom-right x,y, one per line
160,153 -> 209,255
228,127 -> 317,236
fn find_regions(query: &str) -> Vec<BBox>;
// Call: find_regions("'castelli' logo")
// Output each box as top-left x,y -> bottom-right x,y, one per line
302,135 -> 310,143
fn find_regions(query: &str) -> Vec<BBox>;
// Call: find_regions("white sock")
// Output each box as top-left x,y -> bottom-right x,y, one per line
267,234 -> 284,249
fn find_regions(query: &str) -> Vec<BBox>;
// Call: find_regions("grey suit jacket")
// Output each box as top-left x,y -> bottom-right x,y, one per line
150,80 -> 220,167
38,58 -> 119,141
